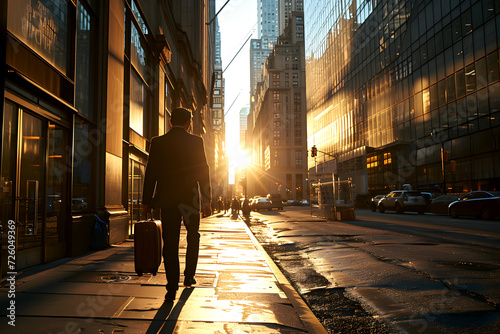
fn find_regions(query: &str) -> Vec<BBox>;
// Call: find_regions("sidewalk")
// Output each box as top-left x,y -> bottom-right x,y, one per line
0,213 -> 327,333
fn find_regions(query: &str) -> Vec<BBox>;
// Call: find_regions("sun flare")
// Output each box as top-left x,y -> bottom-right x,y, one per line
230,150 -> 251,169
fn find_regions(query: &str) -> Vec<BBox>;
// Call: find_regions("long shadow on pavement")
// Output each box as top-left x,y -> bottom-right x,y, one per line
145,288 -> 194,334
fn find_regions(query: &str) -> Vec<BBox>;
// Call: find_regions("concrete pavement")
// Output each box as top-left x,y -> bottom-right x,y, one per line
0,213 -> 327,333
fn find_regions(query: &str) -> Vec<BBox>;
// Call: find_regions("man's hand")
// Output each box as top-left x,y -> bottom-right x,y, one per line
142,204 -> 151,219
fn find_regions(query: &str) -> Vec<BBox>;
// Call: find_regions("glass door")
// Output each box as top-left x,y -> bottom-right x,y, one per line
1,101 -> 70,271
128,157 -> 146,235
45,121 -> 69,261
16,111 -> 45,257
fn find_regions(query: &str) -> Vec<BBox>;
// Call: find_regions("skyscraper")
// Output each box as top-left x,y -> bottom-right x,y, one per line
305,0 -> 500,200
249,0 -> 304,131
240,106 -> 250,150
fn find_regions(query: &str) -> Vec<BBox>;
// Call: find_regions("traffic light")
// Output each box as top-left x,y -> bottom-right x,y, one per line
311,145 -> 317,157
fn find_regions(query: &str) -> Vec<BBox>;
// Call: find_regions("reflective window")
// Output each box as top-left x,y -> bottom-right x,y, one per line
73,118 -> 95,210
130,71 -> 145,135
7,0 -> 70,75
76,2 -> 95,121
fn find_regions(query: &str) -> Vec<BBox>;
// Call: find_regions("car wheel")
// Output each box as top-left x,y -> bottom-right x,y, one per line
481,207 -> 491,220
395,203 -> 403,214
378,204 -> 385,213
450,207 -> 459,218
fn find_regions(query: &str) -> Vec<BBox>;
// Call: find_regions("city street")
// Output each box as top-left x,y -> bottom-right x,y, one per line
246,206 -> 500,333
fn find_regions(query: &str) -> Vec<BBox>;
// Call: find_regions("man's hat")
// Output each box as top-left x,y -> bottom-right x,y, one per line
170,107 -> 192,125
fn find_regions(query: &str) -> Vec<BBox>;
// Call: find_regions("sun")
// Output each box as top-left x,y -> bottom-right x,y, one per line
230,149 -> 251,169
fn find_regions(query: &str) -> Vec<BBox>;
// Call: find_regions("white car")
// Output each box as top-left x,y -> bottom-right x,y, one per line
377,191 -> 426,214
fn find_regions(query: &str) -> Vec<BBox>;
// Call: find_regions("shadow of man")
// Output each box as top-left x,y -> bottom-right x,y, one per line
145,288 -> 194,334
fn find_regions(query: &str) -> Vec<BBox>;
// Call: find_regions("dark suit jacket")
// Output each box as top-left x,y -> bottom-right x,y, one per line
142,127 -> 211,211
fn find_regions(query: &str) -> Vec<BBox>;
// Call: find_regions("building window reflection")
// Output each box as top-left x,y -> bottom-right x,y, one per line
73,118 -> 95,210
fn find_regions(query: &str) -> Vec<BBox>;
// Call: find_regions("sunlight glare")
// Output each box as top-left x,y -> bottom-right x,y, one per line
230,149 -> 251,169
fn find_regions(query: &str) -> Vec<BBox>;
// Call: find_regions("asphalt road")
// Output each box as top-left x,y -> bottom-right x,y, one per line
245,206 -> 500,334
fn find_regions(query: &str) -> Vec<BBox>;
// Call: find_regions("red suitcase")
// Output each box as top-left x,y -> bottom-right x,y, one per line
134,219 -> 162,276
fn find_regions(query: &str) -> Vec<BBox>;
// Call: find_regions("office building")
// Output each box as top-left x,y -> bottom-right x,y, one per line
251,11 -> 308,200
0,0 -> 218,274
305,0 -> 500,200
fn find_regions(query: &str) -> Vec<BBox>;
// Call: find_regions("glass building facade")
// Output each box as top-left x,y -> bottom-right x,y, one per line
305,0 -> 500,198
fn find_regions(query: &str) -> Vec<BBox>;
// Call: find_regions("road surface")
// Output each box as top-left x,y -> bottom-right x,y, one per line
245,206 -> 500,333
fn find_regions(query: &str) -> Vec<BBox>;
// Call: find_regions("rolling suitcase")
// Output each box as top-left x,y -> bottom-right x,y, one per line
134,217 -> 162,276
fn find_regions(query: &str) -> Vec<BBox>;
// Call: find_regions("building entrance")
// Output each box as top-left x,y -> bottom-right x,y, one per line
1,100 -> 70,273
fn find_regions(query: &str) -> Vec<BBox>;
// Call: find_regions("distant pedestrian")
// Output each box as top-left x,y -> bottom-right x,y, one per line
142,107 -> 211,303
231,197 -> 240,216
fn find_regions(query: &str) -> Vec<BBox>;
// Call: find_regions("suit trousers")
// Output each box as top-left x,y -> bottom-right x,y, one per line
161,206 -> 201,292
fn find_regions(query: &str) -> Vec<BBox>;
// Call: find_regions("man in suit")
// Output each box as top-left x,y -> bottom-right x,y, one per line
142,107 -> 211,302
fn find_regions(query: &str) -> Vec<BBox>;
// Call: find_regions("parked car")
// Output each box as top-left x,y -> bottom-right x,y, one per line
448,191 -> 500,220
72,197 -> 88,210
253,198 -> 272,211
287,199 -> 301,206
267,193 -> 284,210
301,199 -> 310,206
430,194 -> 460,215
377,190 -> 426,214
370,194 -> 386,212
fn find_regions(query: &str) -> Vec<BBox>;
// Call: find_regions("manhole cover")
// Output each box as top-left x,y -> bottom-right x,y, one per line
100,274 -> 131,283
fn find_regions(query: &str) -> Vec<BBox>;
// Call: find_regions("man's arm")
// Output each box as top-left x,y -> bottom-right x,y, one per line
197,137 -> 211,209
142,137 -> 159,216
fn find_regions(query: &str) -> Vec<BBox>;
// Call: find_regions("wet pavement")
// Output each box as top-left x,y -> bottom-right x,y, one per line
248,207 -> 500,334
0,213 -> 327,333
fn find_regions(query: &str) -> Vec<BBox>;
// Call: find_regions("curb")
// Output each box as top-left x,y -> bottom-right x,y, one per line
240,217 -> 328,334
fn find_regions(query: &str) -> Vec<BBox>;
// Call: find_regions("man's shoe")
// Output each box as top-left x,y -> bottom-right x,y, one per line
183,277 -> 196,287
164,290 -> 176,302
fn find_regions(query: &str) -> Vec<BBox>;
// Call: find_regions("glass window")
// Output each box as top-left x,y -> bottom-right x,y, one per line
484,18 -> 497,53
73,118 -> 95,210
472,1 -> 484,30
463,34 -> 474,66
435,30 -> 444,55
456,97 -> 467,125
456,68 -> 466,97
467,93 -> 478,120
443,24 -> 453,49
489,82 -> 500,112
474,26 -> 485,60
452,16 -> 462,42
477,87 -> 489,117
465,63 -> 476,93
462,9 -> 472,36
130,71 -> 144,135
445,47 -> 455,75
446,75 -> 456,102
7,0 -> 70,75
438,79 -> 446,106
476,57 -> 488,89
448,102 -> 458,127
76,2 -> 95,121
131,0 -> 148,35
487,51 -> 499,83
131,23 -> 149,81
484,0 -> 496,20
453,41 -> 464,69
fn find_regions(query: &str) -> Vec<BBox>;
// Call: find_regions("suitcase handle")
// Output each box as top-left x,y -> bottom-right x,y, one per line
146,209 -> 157,222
